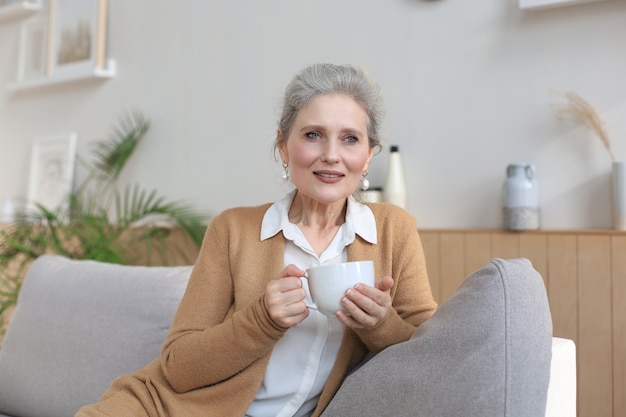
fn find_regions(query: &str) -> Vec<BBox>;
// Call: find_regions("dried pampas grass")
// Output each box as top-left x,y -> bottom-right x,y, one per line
555,91 -> 615,162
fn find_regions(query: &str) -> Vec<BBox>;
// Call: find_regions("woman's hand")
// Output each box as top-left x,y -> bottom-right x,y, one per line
264,264 -> 309,328
336,276 -> 394,329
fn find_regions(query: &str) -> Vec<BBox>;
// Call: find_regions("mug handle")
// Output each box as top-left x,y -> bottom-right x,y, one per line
300,275 -> 318,310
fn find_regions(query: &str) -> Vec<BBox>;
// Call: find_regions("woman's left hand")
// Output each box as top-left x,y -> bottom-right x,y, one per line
336,276 -> 394,329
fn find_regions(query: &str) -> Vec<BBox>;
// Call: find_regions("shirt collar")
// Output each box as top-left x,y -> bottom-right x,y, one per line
261,190 -> 377,244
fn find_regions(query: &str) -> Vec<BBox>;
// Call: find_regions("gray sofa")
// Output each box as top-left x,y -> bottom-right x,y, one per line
0,255 -> 576,417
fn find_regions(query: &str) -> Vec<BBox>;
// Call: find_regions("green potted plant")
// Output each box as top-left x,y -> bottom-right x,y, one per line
0,112 -> 209,340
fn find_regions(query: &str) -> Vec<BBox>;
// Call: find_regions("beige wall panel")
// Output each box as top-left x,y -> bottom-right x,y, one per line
577,235 -> 613,417
419,231 -> 441,303
400,229 -> 626,417
546,235 -> 578,342
464,233 -> 492,276
612,235 -> 626,416
519,233 -> 548,287
490,233 -> 519,260
439,233 -> 466,303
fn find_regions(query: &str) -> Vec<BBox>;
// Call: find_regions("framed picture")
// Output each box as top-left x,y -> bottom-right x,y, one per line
17,17 -> 48,82
27,133 -> 77,214
48,0 -> 108,78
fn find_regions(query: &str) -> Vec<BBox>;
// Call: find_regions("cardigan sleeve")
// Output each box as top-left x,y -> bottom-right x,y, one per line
354,204 -> 437,354
160,208 -> 288,393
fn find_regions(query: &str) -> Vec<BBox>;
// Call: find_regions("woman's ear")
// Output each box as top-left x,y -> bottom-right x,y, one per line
277,129 -> 288,164
363,147 -> 374,171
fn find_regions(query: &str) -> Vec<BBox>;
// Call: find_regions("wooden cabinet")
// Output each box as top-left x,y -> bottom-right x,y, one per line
420,229 -> 626,417
2,226 -> 622,415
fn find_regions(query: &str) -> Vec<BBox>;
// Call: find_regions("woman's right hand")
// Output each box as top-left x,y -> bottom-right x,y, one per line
264,264 -> 309,328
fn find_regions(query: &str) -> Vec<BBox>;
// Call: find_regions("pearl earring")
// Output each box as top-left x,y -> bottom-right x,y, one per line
360,171 -> 370,191
281,163 -> 290,182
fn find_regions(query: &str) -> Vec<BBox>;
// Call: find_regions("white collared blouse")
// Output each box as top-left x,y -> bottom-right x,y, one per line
245,191 -> 377,417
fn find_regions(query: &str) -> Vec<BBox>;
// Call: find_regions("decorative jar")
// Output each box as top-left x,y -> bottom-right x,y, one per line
502,163 -> 540,231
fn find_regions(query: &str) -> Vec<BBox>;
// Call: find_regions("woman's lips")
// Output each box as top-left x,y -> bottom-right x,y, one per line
314,171 -> 344,183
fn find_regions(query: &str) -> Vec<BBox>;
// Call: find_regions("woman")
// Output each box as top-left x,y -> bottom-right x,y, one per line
76,63 -> 437,417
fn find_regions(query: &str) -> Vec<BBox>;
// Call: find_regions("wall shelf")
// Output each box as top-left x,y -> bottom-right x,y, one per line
6,59 -> 116,93
519,0 -> 608,9
0,1 -> 41,23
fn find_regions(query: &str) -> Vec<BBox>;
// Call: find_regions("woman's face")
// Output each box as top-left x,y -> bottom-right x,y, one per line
278,94 -> 374,206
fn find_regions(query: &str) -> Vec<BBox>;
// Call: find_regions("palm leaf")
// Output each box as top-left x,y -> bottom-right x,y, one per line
92,112 -> 150,183
0,111 -> 210,344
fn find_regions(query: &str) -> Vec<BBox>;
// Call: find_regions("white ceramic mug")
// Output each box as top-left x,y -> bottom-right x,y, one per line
304,260 -> 375,316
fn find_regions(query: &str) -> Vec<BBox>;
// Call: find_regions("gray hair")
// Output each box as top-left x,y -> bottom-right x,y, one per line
275,63 -> 385,155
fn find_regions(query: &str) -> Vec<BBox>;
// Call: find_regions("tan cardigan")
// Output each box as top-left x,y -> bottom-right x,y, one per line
76,202 -> 437,417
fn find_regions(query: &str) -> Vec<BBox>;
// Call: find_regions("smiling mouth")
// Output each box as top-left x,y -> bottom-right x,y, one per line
315,172 -> 343,178
313,171 -> 345,183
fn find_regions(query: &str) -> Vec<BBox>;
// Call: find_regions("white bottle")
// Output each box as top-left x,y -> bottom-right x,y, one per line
384,145 -> 407,209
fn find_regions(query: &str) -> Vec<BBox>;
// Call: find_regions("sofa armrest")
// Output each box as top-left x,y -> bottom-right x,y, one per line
546,337 -> 577,417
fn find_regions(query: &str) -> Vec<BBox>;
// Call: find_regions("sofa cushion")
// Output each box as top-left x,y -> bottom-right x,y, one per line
0,255 -> 192,417
322,258 -> 553,417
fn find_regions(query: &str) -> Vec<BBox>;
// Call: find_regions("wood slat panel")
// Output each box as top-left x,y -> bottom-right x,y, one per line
439,233 -> 466,303
416,229 -> 626,417
612,235 -> 626,416
419,231 -> 441,303
490,232 -> 519,259
546,235 -> 578,342
519,233 -> 548,288
577,235 -> 613,417
464,233 -> 492,276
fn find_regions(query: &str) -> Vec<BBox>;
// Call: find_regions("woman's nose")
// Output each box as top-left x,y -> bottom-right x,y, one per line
320,141 -> 339,163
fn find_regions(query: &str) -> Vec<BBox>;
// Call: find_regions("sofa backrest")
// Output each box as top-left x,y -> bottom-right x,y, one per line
0,255 -> 192,417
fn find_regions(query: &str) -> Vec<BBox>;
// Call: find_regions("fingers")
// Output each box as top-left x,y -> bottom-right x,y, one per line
275,264 -> 305,280
376,276 -> 394,292
338,276 -> 394,329
264,264 -> 309,328
338,291 -> 381,328
353,276 -> 393,307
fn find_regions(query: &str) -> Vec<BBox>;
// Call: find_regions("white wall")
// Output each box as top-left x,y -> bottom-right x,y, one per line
1,0 -> 625,229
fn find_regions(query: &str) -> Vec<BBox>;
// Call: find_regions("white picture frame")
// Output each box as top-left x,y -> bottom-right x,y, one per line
27,133 -> 77,215
17,16 -> 49,82
48,0 -> 108,78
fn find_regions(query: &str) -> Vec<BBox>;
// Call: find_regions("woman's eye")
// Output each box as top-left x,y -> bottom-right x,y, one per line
345,135 -> 359,143
306,132 -> 320,139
